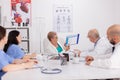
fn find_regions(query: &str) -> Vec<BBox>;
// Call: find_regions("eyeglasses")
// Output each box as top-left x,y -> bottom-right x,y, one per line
54,36 -> 58,39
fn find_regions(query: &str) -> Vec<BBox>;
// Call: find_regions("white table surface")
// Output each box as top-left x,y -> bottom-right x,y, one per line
2,59 -> 120,80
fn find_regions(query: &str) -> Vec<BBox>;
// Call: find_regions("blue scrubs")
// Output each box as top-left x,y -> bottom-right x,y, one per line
0,71 -> 5,80
6,44 -> 25,59
0,50 -> 14,79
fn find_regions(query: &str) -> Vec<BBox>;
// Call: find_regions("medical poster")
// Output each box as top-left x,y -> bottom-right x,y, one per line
11,0 -> 31,27
53,5 -> 73,32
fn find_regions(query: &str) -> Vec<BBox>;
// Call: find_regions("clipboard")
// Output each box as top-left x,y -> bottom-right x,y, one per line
65,34 -> 80,45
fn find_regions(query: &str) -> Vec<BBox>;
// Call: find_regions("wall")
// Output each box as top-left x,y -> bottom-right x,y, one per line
0,0 -> 3,25
31,0 -> 117,53
0,1 -> 1,25
0,0 -> 120,53
115,0 -> 120,23
0,0 -> 11,26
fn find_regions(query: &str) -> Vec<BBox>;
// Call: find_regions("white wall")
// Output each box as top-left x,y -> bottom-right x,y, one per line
31,0 -> 118,53
1,0 -> 120,53
0,0 -> 11,26
115,0 -> 120,23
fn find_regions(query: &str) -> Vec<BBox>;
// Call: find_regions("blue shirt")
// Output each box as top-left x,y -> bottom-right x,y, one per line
0,71 -> 5,80
0,50 -> 14,71
0,50 -> 14,79
6,44 -> 25,59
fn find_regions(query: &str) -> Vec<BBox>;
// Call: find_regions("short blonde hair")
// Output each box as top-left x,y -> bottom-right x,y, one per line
47,31 -> 57,41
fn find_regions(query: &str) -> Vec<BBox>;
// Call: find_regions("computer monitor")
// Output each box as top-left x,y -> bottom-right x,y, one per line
65,34 -> 80,45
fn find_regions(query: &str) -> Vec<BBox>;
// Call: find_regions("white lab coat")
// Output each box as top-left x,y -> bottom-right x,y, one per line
81,37 -> 113,57
90,42 -> 120,69
43,38 -> 66,55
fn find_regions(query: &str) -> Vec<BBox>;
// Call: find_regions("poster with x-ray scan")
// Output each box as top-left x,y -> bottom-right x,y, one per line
53,5 -> 73,32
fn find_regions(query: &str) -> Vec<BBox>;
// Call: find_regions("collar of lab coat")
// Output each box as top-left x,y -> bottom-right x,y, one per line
115,42 -> 120,48
49,41 -> 64,53
94,38 -> 100,47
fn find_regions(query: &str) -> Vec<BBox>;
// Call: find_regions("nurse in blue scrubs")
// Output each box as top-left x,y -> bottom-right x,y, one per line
0,26 -> 36,79
4,30 -> 36,59
0,50 -> 14,80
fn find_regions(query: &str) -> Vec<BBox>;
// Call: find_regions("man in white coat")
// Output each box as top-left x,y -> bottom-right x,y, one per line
79,29 -> 112,58
86,24 -> 120,69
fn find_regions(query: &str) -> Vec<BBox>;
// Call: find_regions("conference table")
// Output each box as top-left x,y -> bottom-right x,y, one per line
2,57 -> 120,80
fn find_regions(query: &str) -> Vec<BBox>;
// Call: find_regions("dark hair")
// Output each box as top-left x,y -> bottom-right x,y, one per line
4,30 -> 20,52
0,26 -> 6,41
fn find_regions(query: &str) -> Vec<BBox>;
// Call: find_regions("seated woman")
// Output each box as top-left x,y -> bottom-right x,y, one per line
4,30 -> 36,59
44,31 -> 70,55
0,26 -> 36,79
43,31 -> 77,58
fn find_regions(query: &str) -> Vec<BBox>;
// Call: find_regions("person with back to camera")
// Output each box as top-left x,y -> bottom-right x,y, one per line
78,29 -> 112,58
0,26 -> 37,80
4,30 -> 36,60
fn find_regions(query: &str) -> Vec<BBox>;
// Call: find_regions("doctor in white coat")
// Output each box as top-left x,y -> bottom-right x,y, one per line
79,29 -> 112,58
86,24 -> 120,69
43,31 -> 70,55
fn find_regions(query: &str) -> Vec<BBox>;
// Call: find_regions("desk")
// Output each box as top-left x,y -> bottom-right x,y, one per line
2,60 -> 120,80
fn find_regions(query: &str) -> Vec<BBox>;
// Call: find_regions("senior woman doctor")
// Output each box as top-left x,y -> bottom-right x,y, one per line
44,31 -> 70,55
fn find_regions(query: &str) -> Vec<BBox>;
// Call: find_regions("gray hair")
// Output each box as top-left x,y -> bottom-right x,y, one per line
88,29 -> 100,39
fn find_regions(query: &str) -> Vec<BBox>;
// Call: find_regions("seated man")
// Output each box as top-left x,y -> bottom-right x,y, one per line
86,24 -> 120,69
0,26 -> 37,80
78,29 -> 112,58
